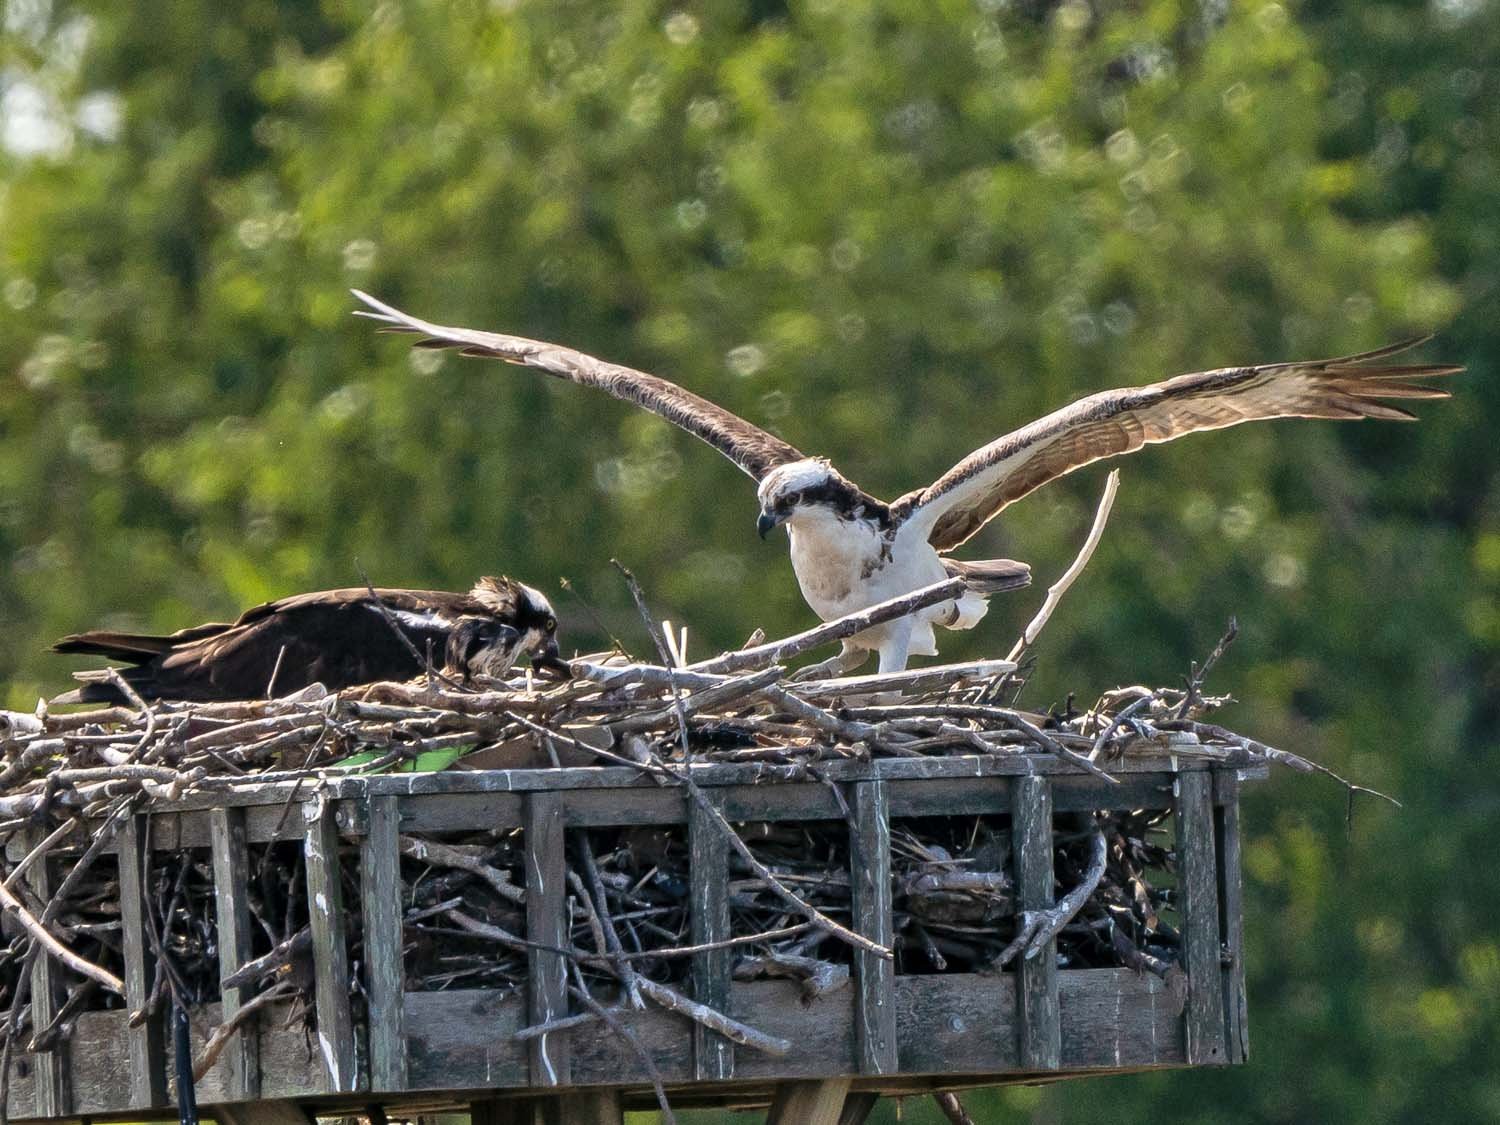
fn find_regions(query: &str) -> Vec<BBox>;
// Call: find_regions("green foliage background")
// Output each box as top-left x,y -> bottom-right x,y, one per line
1,0 -> 1496,1120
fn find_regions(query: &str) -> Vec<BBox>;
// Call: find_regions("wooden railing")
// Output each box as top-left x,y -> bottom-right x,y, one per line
3,753 -> 1257,1121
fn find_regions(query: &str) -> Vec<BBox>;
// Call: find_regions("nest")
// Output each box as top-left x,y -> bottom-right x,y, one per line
0,558 -> 1364,1118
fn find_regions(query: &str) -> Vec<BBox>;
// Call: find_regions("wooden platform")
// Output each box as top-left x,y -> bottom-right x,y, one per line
2,753 -> 1258,1122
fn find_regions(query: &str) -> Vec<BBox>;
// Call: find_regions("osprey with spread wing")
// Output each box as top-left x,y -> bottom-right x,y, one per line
354,292 -> 1459,674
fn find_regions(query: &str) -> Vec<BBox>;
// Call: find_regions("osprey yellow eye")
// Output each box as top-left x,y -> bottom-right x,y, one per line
545,617 -> 557,634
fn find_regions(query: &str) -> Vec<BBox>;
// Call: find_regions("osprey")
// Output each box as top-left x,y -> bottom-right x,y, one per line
354,291 -> 1459,674
53,576 -> 567,704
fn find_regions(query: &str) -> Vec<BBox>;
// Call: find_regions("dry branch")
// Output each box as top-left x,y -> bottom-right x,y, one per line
1007,469 -> 1121,664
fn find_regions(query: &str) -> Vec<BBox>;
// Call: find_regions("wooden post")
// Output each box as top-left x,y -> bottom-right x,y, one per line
303,796 -> 359,1093
525,791 -> 569,1087
361,794 -> 408,1092
688,790 -> 733,1080
1214,769 -> 1249,1064
767,1079 -> 853,1125
210,806 -> 260,1102
23,831 -> 69,1117
117,814 -> 167,1109
1175,769 -> 1228,1065
555,1091 -> 624,1124
214,1101 -> 315,1124
473,1097 -> 535,1125
837,1091 -> 881,1125
849,779 -> 896,1075
1012,775 -> 1060,1070
475,1096 -> 621,1125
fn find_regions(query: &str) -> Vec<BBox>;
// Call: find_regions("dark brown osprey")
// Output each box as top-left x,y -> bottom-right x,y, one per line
353,291 -> 1460,674
53,577 -> 566,704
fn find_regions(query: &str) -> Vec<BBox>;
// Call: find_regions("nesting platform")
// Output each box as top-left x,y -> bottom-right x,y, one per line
2,750 -> 1257,1123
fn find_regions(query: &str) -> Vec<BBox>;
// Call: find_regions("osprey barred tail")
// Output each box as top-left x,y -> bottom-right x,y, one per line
54,577 -> 567,704
354,291 -> 1460,673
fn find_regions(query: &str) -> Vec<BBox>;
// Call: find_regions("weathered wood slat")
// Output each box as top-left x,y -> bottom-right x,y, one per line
54,997 -> 323,1113
77,758 -> 1249,852
849,780 -> 896,1075
303,796 -> 359,1093
405,990 -> 527,1092
1214,769 -> 1249,1064
895,973 -> 1016,1074
525,791 -> 570,1087
23,832 -> 68,1118
688,791 -> 734,1081
1175,769 -> 1228,1065
361,794 -> 408,1092
1054,967 -> 1187,1069
210,806 -> 260,1103
335,773 -> 1169,837
141,751 -> 1231,815
1013,775 -> 1060,1070
767,1078 -> 853,1125
117,814 -> 168,1109
21,970 -> 1184,1116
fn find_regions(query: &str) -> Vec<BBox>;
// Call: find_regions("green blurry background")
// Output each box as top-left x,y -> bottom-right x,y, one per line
2,0 -> 1496,1120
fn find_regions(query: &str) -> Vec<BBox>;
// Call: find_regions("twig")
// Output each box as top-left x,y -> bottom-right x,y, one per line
513,1008 -> 604,1042
557,575 -> 625,654
628,971 -> 792,1056
566,965 -> 677,1124
690,577 -> 968,674
989,710 -> 1118,784
615,922 -> 814,959
610,666 -> 785,733
265,644 -> 288,701
1,817 -> 79,890
1176,617 -> 1238,719
575,834 -> 642,1007
1155,719 -> 1401,808
192,983 -> 294,1080
221,927 -> 313,990
1088,694 -> 1154,762
934,1092 -> 977,1125
989,825 -> 1108,969
105,668 -> 159,762
399,837 -> 525,905
789,658 -> 1017,699
670,767 -> 892,958
356,563 -> 466,691
26,977 -> 98,1051
1007,469 -> 1120,664
0,872 -> 124,994
611,559 -> 693,760
444,906 -> 790,1056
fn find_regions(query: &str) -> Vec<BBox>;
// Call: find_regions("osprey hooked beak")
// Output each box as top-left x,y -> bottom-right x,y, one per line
530,637 -> 572,680
757,509 -> 788,539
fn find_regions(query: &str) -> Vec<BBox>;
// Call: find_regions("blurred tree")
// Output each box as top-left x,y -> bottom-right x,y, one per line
0,0 -> 1493,1121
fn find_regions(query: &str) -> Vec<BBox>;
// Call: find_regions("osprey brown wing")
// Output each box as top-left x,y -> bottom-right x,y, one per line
353,291 -> 807,482
892,339 -> 1462,552
54,587 -> 499,703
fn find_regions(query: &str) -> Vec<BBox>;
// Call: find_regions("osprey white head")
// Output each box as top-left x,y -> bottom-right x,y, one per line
756,458 -> 873,538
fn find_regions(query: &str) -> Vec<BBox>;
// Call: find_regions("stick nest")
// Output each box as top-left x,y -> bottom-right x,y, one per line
0,585 -> 1360,1116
